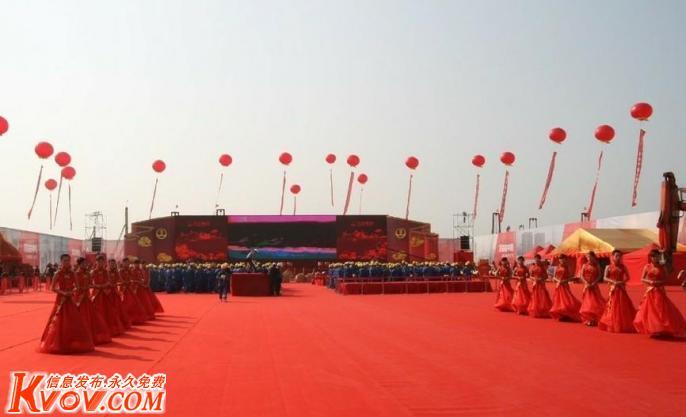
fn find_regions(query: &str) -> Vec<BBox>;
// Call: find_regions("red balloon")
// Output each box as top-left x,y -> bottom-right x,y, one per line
45,179 -> 57,191
290,184 -> 301,194
631,102 -> 653,121
549,127 -> 567,144
219,154 -> 233,167
0,116 -> 8,136
346,154 -> 360,167
472,154 -> 485,168
595,125 -> 615,143
325,153 -> 336,164
55,152 -> 71,167
279,152 -> 292,166
152,160 -> 166,173
357,173 -> 368,184
405,156 -> 419,170
61,166 -> 76,180
500,152 -> 515,166
35,142 -> 54,159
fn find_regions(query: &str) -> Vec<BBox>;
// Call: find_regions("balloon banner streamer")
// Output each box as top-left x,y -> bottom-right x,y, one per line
49,194 -> 53,230
329,168 -> 334,207
498,170 -> 510,223
293,195 -> 297,215
279,171 -> 287,215
343,172 -> 355,215
215,172 -> 224,208
68,183 -> 73,231
149,178 -> 159,219
358,188 -> 364,215
53,178 -> 63,225
586,150 -> 604,219
405,174 -> 414,220
472,173 -> 480,219
27,166 -> 44,220
538,151 -> 558,209
632,129 -> 646,207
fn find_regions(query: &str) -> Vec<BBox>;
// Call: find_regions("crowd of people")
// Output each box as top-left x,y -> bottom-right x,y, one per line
39,254 -> 164,354
325,261 -> 479,289
492,249 -> 686,338
0,265 -> 41,294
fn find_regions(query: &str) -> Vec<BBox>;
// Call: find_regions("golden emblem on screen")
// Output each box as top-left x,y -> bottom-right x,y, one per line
155,228 -> 168,240
138,236 -> 152,247
394,228 -> 407,239
157,252 -> 173,262
391,252 -> 408,261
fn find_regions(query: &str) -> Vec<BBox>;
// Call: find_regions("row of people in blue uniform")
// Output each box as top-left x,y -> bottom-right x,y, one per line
326,261 -> 477,289
148,262 -> 272,293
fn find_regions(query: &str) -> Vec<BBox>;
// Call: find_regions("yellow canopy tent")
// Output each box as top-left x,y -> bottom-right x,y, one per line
551,228 -> 681,256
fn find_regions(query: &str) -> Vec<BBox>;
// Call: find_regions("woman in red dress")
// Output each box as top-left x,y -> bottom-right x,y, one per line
599,250 -> 636,333
494,258 -> 514,312
91,255 -> 125,337
579,251 -> 607,326
527,254 -> 552,318
75,258 -> 111,345
633,249 -> 686,337
39,254 -> 94,354
511,256 -> 531,315
120,258 -> 149,325
0,272 -> 8,295
133,261 -> 156,320
140,262 -> 164,313
550,254 -> 582,322
108,259 -> 131,330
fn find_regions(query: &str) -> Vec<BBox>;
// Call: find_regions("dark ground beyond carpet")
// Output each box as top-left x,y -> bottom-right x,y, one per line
1,283 -> 685,417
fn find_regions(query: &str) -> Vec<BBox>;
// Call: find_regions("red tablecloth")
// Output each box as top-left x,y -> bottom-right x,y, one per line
231,273 -> 271,296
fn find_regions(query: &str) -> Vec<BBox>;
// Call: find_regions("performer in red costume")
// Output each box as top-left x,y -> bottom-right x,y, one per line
108,259 -> 131,329
39,254 -> 94,354
599,250 -> 636,333
634,249 -> 686,337
140,261 -> 164,313
549,254 -> 582,322
578,251 -> 607,326
494,258 -> 514,311
91,254 -> 125,337
527,254 -> 552,318
133,260 -> 156,320
511,256 -> 531,315
75,257 -> 111,345
120,258 -> 149,325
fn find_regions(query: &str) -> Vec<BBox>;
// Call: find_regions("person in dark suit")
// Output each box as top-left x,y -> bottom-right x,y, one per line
216,264 -> 231,302
268,263 -> 282,296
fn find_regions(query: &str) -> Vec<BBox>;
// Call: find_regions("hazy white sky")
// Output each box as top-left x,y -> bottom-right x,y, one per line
1,0 -> 685,240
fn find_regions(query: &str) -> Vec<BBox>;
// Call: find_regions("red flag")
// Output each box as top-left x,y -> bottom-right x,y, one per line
538,151 -> 557,209
632,129 -> 646,207
498,170 -> 510,223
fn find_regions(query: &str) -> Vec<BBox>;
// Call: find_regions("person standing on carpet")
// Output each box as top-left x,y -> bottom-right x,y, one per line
578,251 -> 607,327
216,264 -> 231,302
75,257 -> 112,345
511,256 -> 531,315
599,250 -> 636,333
39,254 -> 94,354
494,258 -> 514,312
91,254 -> 125,337
549,254 -> 582,322
527,254 -> 552,318
633,249 -> 686,337
269,263 -> 282,296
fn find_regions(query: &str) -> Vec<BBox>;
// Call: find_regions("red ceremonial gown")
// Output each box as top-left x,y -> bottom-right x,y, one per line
549,265 -> 581,322
494,266 -> 514,312
511,265 -> 531,315
133,268 -> 156,320
109,267 -> 131,329
141,267 -> 164,313
91,266 -> 125,337
579,263 -> 606,323
633,264 -> 686,337
76,268 -> 111,345
39,267 -> 94,354
121,268 -> 149,325
599,263 -> 636,333
527,263 -> 552,318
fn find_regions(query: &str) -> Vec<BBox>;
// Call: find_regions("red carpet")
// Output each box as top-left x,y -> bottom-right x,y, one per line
1,284 -> 685,416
